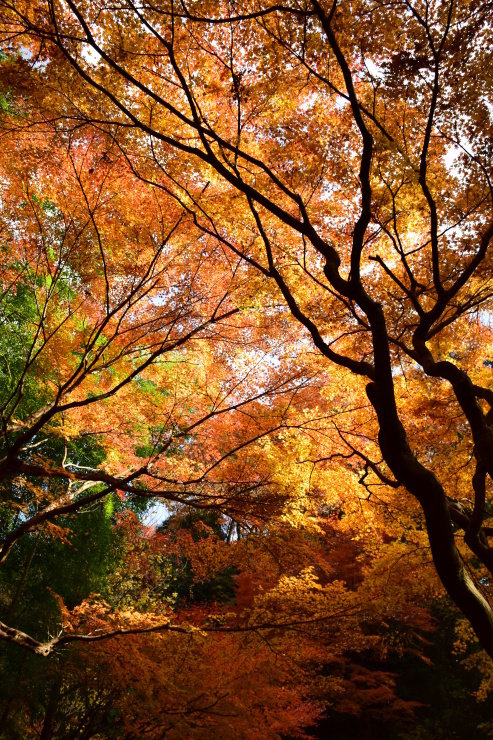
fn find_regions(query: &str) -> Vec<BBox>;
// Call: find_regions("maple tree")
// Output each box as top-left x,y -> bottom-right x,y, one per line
0,32 -> 430,736
0,0 -> 493,735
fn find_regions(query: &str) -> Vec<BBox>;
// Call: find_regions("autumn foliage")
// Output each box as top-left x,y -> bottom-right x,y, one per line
0,0 -> 493,737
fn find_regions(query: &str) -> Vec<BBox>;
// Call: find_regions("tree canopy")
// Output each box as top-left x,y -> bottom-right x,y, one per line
0,0 -> 493,737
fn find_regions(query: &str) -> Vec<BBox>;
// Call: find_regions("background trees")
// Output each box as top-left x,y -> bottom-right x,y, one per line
1,0 -> 493,736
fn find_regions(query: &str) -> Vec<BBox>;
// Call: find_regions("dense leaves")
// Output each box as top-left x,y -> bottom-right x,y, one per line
0,0 -> 493,737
